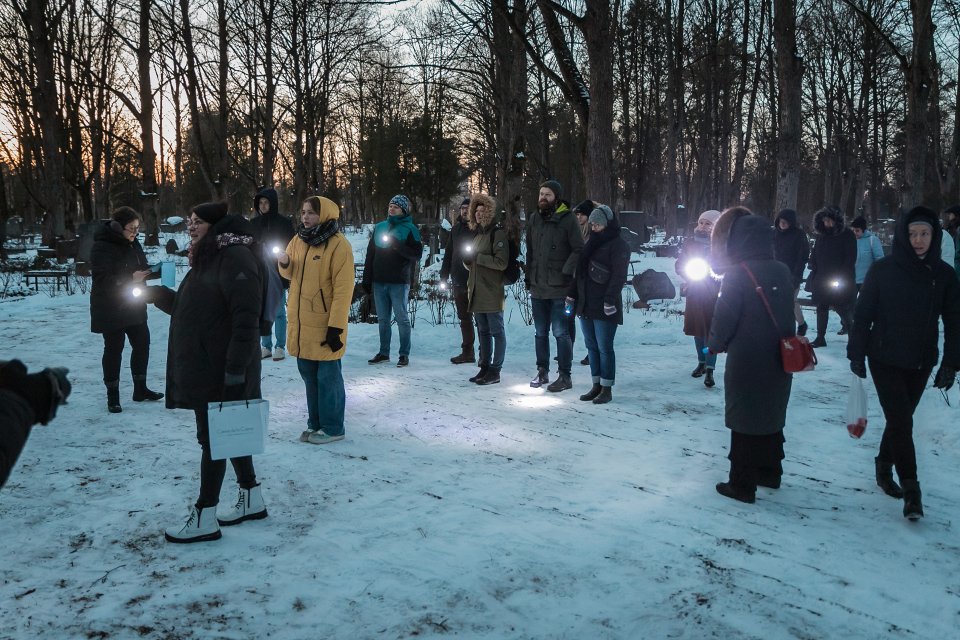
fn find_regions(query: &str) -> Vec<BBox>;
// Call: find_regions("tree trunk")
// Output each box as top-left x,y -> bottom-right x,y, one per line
492,0 -> 527,223
901,0 -> 935,210
139,0 -> 160,244
774,0 -> 802,213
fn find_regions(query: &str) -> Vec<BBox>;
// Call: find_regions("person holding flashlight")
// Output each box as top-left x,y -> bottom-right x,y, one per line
439,197 -> 478,365
250,187 -> 295,361
805,206 -> 856,347
676,209 -> 722,387
89,206 -> 163,414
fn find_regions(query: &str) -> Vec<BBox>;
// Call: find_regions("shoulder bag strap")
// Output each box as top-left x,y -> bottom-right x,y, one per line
740,262 -> 781,334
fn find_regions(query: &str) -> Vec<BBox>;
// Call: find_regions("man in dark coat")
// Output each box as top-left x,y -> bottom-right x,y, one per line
805,207 -> 856,347
847,206 -> 960,520
440,197 -> 478,364
773,208 -> 810,336
709,210 -> 796,504
250,187 -> 294,361
525,179 -> 584,392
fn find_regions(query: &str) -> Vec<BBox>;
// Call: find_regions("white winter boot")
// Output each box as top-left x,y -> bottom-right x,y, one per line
164,505 -> 222,543
217,484 -> 268,526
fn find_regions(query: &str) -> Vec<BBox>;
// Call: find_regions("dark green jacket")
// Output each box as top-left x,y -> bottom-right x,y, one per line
525,203 -> 583,299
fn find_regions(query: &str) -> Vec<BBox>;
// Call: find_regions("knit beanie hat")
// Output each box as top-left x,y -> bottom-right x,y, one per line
460,197 -> 471,208
539,180 -> 563,200
573,199 -> 595,216
587,205 -> 614,227
389,194 -> 410,216
698,209 -> 722,225
192,201 -> 228,225
851,216 -> 867,230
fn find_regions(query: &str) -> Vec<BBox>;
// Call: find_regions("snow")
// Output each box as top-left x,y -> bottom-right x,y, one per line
2,233 -> 959,639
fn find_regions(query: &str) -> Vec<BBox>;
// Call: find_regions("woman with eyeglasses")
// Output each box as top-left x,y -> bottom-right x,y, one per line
89,206 -> 163,413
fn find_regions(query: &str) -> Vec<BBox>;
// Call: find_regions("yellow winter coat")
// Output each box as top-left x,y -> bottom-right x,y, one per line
279,198 -> 355,361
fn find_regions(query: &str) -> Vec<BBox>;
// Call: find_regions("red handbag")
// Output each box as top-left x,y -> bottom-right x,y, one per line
741,264 -> 817,373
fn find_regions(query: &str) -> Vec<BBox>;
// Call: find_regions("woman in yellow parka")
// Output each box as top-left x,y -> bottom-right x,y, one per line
277,195 -> 355,444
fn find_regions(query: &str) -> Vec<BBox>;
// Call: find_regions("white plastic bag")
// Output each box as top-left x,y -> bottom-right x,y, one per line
845,374 -> 868,439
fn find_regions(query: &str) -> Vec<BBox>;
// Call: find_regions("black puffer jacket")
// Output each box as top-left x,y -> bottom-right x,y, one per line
567,221 -> 631,324
153,214 -> 263,410
848,206 -> 960,371
440,216 -> 476,288
250,187 -> 295,289
806,208 -> 856,305
0,389 -> 33,487
89,221 -> 154,334
773,209 -> 809,288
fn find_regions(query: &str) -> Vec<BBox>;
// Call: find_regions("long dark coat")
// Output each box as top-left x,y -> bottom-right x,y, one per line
773,209 -> 809,288
89,222 -> 152,334
440,216 -> 477,288
153,215 -> 263,410
568,222 -> 631,325
806,209 -> 856,306
708,215 -> 795,435
0,388 -> 33,487
848,207 -> 960,371
676,233 -> 720,336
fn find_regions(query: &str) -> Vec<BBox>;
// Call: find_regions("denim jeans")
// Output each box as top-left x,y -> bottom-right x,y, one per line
475,312 -> 506,370
297,358 -> 345,437
694,336 -> 717,369
261,290 -> 287,349
532,297 -> 572,374
373,282 -> 412,357
579,317 -> 617,385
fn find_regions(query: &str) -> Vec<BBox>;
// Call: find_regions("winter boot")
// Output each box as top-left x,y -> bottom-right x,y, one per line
164,505 -> 222,543
217,485 -> 268,526
715,482 -> 756,504
476,368 -> 501,386
368,353 -> 390,364
132,374 -> 164,402
874,456 -> 903,499
901,479 -> 923,521
756,470 -> 782,489
691,363 -> 706,378
704,369 -> 716,388
580,355 -> 590,366
529,367 -> 549,388
580,384 -> 602,402
451,347 -> 476,365
810,336 -> 827,348
797,322 -> 808,337
592,386 -> 613,404
546,373 -> 572,393
105,380 -> 122,414
469,366 -> 489,383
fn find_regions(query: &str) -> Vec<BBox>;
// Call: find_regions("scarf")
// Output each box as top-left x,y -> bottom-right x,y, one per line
298,219 -> 339,247
188,232 -> 253,267
577,224 -> 620,275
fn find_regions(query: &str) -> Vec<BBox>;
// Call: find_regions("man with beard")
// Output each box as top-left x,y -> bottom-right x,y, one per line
524,180 -> 584,391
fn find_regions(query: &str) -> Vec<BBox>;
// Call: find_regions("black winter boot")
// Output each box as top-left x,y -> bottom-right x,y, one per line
901,479 -> 923,521
469,366 -> 489,383
797,322 -> 808,337
715,482 -> 756,504
580,384 -> 602,401
874,456 -> 903,498
476,368 -> 501,385
704,369 -> 716,388
546,373 -> 572,393
530,367 -> 549,388
451,347 -> 476,365
105,380 -> 122,414
810,336 -> 827,348
592,386 -> 613,404
132,374 -> 164,402
691,363 -> 706,378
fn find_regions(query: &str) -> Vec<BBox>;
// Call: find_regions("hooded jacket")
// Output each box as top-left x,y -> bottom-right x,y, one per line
773,209 -> 809,288
854,229 -> 884,284
279,197 -> 355,361
848,207 -> 960,371
525,201 -> 584,299
806,208 -> 856,304
676,231 -> 720,337
567,217 -> 631,324
440,212 -> 477,288
250,187 -> 295,249
89,221 -> 155,334
465,194 -> 509,313
362,212 -> 423,289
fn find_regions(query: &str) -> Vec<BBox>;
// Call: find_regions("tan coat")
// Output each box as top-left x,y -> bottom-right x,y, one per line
279,197 -> 355,360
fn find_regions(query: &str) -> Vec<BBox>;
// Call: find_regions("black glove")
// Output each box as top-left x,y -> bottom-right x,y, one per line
934,365 -> 956,391
322,326 -> 344,352
223,373 -> 246,402
849,360 -> 867,379
0,360 -> 71,425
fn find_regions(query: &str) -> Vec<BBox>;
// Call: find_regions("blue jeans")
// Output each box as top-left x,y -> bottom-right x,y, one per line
373,282 -> 411,357
261,290 -> 287,349
694,336 -> 717,369
580,317 -> 617,386
296,358 -> 345,437
532,297 -> 572,374
475,312 -> 506,370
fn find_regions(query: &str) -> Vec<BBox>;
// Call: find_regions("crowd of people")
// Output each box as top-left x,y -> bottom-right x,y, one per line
4,180 -> 959,543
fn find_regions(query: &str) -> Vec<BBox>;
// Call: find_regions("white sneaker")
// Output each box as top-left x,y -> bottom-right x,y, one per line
299,430 -> 314,443
260,347 -> 271,359
272,347 -> 285,361
307,431 -> 345,445
164,505 -> 221,543
217,485 -> 268,526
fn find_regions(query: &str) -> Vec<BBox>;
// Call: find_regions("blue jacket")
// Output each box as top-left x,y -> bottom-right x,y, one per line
854,231 -> 884,284
362,213 -> 424,287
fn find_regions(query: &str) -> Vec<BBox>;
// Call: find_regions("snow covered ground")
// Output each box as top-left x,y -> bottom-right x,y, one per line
2,234 -> 959,639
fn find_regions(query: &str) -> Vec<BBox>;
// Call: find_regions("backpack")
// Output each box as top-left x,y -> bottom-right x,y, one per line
488,225 -> 522,285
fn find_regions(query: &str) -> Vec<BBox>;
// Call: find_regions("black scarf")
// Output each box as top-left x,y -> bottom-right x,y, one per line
577,224 -> 620,275
298,219 -> 339,247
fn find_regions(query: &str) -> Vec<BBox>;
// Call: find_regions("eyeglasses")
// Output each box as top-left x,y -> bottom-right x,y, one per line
124,224 -> 140,232
186,218 -> 209,228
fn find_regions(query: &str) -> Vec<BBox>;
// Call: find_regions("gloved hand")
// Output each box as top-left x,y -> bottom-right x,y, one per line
934,365 -> 956,391
322,326 -> 344,352
603,303 -> 617,316
0,360 -> 71,425
849,360 -> 867,379
223,373 -> 246,402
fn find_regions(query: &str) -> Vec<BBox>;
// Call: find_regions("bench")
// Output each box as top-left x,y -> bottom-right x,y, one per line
24,270 -> 71,293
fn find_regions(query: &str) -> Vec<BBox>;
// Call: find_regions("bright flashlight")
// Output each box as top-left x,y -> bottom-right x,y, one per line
382,234 -> 390,243
684,258 -> 709,281
131,286 -> 143,298
271,245 -> 281,255
464,245 -> 473,254
439,282 -> 447,290
831,280 -> 840,288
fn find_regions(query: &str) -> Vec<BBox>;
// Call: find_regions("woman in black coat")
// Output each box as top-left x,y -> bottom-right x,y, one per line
708,208 -> 796,504
565,205 -> 631,404
847,206 -> 960,521
89,207 -> 162,413
805,207 -> 856,347
675,209 -> 722,387
152,202 -> 267,544
773,208 -> 809,335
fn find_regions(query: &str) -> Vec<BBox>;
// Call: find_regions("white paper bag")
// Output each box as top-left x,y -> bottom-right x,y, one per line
207,399 -> 269,460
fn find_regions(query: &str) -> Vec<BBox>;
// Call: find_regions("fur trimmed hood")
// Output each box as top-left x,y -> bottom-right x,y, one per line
467,193 -> 497,231
814,207 -> 845,235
